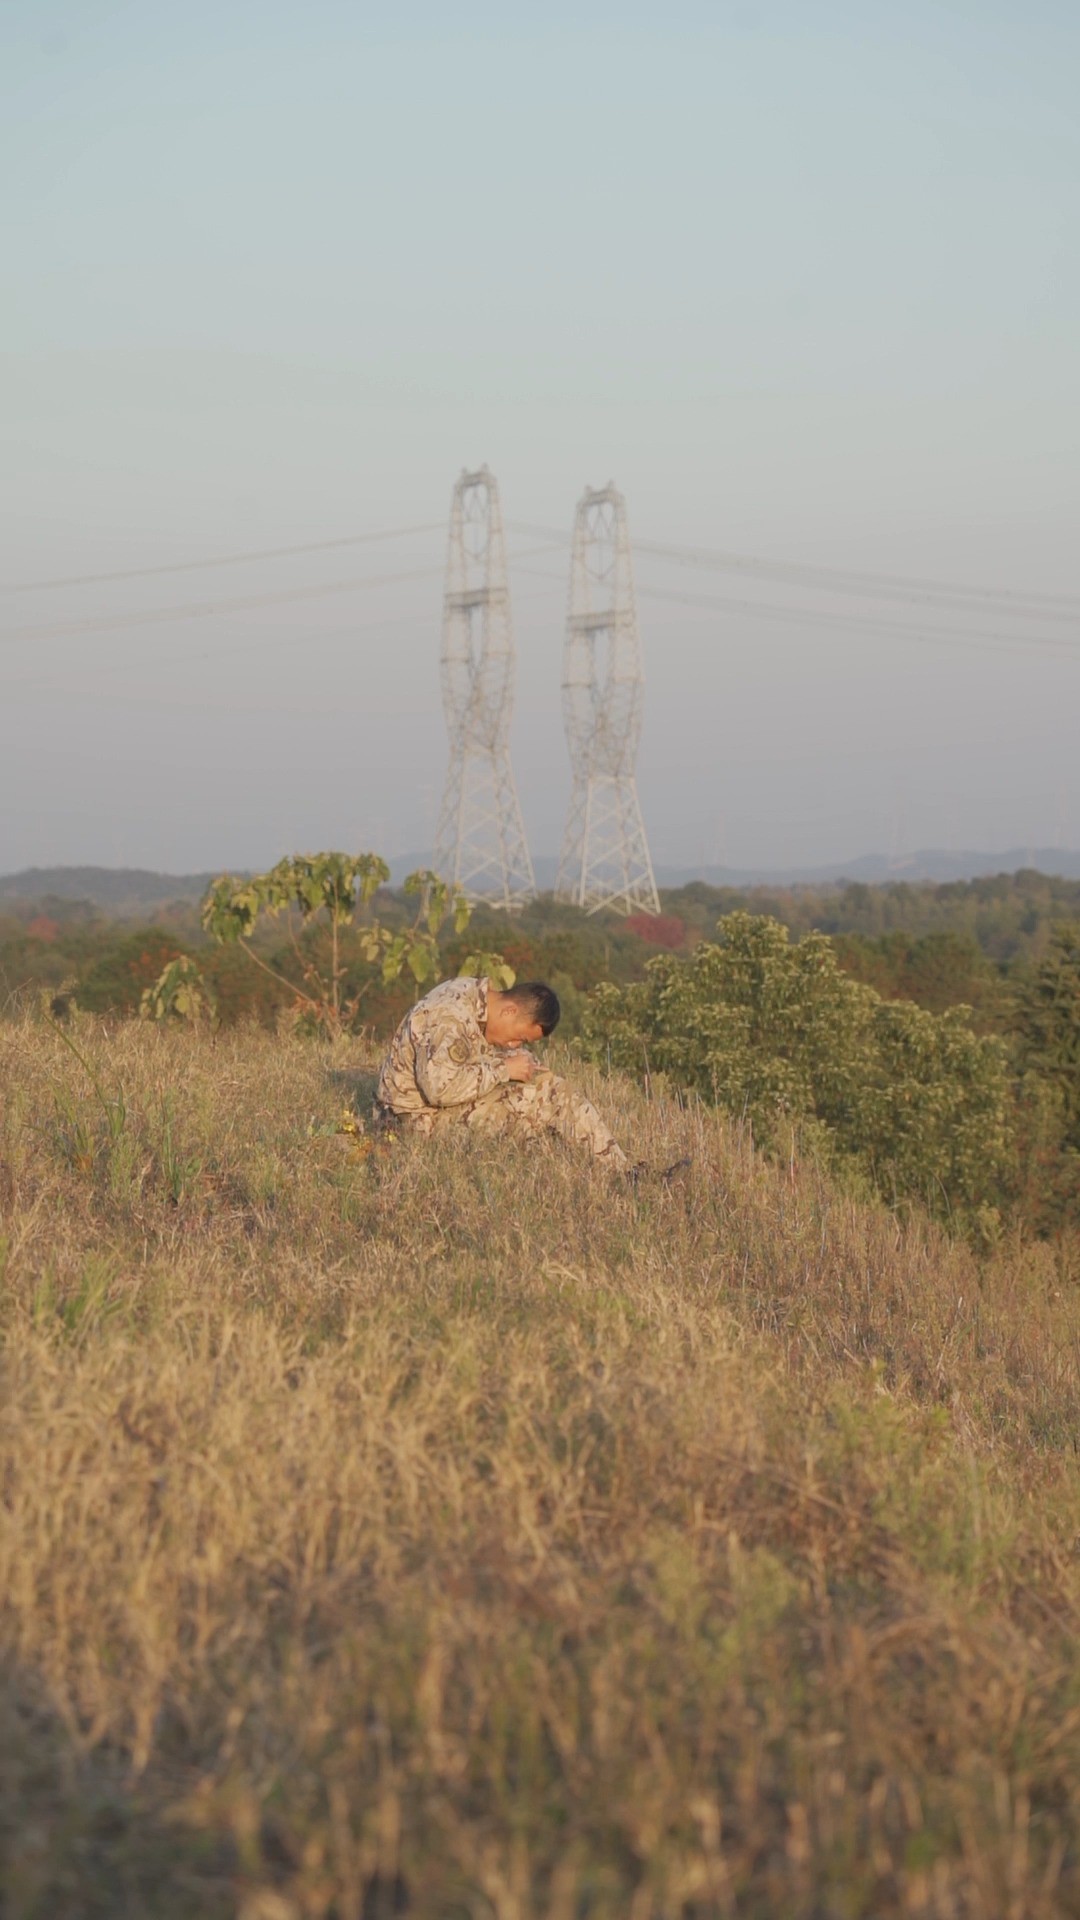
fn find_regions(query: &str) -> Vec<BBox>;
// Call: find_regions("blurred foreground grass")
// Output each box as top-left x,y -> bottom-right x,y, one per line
3,1016 -> 1080,1918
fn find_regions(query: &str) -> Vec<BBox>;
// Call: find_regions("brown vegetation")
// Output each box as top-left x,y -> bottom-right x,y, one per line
3,1015 -> 1080,1916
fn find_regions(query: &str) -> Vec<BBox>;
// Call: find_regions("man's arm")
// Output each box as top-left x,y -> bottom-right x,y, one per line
414,1032 -> 515,1109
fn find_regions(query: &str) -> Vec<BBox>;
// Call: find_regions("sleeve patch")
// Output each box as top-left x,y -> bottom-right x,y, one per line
448,1038 -> 473,1064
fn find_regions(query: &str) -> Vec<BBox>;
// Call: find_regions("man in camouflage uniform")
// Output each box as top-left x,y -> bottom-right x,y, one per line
374,976 -> 630,1171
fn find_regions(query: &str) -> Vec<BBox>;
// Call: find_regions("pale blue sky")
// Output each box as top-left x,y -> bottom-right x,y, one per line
2,2 -> 1078,874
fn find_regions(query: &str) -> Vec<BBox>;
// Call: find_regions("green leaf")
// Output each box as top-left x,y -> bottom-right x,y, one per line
407,944 -> 433,984
461,951 -> 516,990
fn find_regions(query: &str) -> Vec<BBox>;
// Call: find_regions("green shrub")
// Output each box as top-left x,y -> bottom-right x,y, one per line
1016,922 -> 1080,1151
582,911 -> 1012,1234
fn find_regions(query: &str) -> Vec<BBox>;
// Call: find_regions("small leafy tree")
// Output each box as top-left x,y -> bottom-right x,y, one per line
140,954 -> 217,1028
200,853 -> 506,1035
460,950 -> 517,990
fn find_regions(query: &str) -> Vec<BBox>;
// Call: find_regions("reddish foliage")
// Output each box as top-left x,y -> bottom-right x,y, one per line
625,914 -> 686,950
25,916 -> 61,943
131,943 -> 184,983
499,937 -> 542,976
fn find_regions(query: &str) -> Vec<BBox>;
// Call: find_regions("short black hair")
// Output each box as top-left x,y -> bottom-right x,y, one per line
503,980 -> 560,1035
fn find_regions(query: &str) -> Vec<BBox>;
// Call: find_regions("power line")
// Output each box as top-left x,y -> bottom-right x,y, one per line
5,554 -> 1076,664
510,564 -> 1080,662
0,544 -> 561,647
2,521 -> 445,594
0,561 -> 448,644
634,583 -> 1080,660
0,579 -> 567,703
14,509 -> 1077,623
9,505 -> 1078,635
3,519 -> 1076,669
634,537 -> 1080,620
507,519 -> 1080,624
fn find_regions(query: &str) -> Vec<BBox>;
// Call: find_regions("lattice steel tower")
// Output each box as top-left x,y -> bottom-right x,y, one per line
433,467 -> 535,908
556,483 -> 660,915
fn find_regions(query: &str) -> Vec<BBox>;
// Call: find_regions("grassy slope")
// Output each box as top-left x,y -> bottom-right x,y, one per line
2,1020 -> 1080,1919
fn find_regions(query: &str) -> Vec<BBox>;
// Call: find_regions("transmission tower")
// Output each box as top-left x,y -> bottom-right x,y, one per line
556,483 -> 660,915
433,467 -> 536,908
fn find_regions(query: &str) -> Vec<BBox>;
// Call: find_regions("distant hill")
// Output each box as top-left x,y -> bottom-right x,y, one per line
396,848 -> 1080,890
0,867 -> 225,916
657,848 -> 1080,887
3,848 -> 1080,914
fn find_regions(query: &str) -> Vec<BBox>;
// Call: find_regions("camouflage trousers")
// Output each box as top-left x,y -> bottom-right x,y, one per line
377,1071 -> 629,1170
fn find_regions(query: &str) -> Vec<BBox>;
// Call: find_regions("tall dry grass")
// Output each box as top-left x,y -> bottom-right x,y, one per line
2,1012 -> 1080,1919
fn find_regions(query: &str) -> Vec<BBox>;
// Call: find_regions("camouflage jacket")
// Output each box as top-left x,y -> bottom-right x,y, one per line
376,976 -> 511,1127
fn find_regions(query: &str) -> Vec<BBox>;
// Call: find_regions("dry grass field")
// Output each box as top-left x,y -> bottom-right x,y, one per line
3,1013 -> 1080,1918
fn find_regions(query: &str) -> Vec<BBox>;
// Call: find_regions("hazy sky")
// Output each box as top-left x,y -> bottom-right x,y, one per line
3,1 -> 1078,876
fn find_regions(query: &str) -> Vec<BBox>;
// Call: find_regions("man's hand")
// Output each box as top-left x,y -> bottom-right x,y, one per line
504,1048 -> 540,1083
